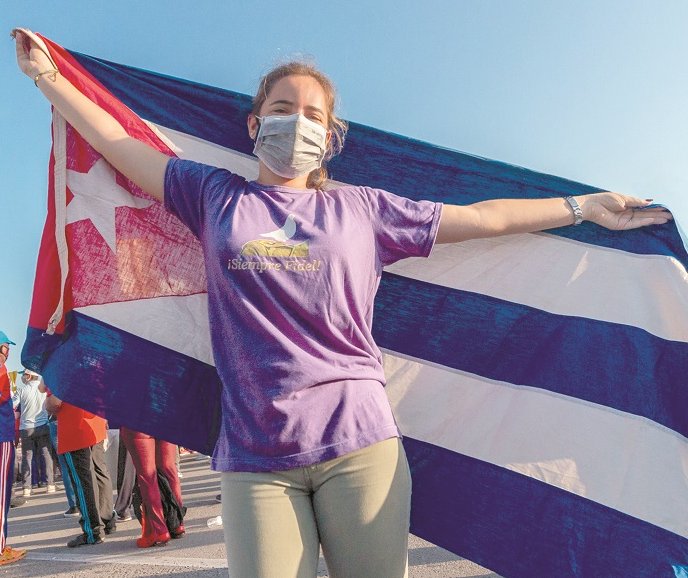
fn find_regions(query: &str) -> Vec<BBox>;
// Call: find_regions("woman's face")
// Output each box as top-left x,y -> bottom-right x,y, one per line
248,74 -> 329,139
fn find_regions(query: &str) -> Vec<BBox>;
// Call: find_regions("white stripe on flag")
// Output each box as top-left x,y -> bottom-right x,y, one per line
152,123 -> 260,180
75,295 -> 213,365
383,350 -> 688,538
387,234 -> 688,343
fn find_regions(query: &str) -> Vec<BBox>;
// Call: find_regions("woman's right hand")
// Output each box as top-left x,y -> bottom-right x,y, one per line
13,30 -> 54,79
13,28 -> 167,202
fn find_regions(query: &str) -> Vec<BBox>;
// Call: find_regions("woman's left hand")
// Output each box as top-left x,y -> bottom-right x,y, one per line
579,192 -> 673,230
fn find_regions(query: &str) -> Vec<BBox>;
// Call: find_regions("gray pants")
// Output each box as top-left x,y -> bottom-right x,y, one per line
21,425 -> 54,489
221,437 -> 411,578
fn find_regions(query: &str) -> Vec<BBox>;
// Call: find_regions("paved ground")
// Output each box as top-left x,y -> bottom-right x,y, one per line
6,453 -> 502,577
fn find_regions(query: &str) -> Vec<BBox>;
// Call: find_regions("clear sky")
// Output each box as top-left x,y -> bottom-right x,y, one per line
1,1 -> 687,371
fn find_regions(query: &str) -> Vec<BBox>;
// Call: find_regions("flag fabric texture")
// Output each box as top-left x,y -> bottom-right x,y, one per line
21,32 -> 688,578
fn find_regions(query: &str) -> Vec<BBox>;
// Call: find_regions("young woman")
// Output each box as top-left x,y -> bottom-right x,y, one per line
15,31 -> 671,577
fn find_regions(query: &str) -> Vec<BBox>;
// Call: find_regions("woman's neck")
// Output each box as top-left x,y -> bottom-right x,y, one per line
255,164 -> 310,189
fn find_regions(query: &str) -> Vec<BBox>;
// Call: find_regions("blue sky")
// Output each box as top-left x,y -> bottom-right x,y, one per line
1,1 -> 687,370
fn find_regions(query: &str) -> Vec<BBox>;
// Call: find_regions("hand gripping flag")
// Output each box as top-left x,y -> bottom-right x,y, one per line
20,31 -> 688,578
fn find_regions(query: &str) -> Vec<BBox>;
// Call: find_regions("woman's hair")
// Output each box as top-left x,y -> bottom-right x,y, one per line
252,61 -> 348,189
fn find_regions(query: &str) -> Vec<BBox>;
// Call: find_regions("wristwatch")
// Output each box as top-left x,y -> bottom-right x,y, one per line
565,196 -> 584,226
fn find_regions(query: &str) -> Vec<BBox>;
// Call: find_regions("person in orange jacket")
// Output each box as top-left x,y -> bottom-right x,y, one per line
44,387 -> 116,547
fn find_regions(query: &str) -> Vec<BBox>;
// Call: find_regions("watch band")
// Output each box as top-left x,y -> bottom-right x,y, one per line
565,196 -> 584,226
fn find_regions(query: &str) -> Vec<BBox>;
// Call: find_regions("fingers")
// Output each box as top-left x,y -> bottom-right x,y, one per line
623,196 -> 652,208
621,209 -> 673,230
14,30 -> 26,55
635,207 -> 673,223
14,30 -> 33,66
624,218 -> 671,230
636,207 -> 672,216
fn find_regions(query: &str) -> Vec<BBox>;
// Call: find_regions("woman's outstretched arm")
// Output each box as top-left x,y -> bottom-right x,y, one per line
14,30 -> 169,203
436,192 -> 672,244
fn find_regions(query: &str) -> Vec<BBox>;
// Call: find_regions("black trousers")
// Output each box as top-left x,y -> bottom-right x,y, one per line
113,435 -> 135,517
64,440 -> 114,539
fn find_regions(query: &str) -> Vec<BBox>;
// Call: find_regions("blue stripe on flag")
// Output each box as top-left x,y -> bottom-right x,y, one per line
70,51 -> 688,266
70,51 -> 255,158
375,272 -> 688,438
404,437 -> 688,578
31,312 -> 222,454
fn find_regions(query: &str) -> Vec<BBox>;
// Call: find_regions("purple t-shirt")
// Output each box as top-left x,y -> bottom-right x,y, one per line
165,158 -> 442,471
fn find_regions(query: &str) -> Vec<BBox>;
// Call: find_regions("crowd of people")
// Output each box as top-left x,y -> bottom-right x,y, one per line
0,331 -> 187,566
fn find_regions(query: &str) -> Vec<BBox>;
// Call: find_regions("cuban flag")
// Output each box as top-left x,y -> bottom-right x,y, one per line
20,30 -> 688,578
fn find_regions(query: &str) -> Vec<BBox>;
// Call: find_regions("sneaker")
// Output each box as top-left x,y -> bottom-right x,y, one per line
22,488 -> 31,498
67,533 -> 104,548
215,494 -> 221,503
0,546 -> 26,566
104,517 -> 117,535
116,511 -> 133,522
47,484 -> 56,494
63,506 -> 80,518
9,496 -> 26,508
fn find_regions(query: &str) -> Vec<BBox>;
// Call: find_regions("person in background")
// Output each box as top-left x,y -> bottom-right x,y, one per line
44,389 -> 116,547
9,384 -> 25,510
120,427 -> 185,547
113,434 -> 136,523
0,332 -> 26,566
13,370 -> 54,497
41,380 -> 80,518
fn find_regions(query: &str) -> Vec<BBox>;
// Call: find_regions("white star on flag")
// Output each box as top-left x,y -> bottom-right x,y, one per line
66,158 -> 154,252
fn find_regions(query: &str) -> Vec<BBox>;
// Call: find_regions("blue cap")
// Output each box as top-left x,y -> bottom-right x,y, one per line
0,331 -> 16,346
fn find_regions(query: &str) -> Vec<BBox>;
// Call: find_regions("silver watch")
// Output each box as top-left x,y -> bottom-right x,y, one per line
565,196 -> 584,226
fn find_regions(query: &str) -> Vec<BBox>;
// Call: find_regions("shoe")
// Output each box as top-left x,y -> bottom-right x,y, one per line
177,470 -> 183,479
0,546 -> 26,566
22,488 -> 31,498
170,524 -> 185,539
47,484 -> 56,494
63,506 -> 80,518
9,496 -> 26,508
215,494 -> 221,503
67,533 -> 104,547
116,511 -> 133,522
136,531 -> 170,548
104,517 -> 117,535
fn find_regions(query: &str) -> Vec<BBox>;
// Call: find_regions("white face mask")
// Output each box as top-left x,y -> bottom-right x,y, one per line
253,113 -> 328,179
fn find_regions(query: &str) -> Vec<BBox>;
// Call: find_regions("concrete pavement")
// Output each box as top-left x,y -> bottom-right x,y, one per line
6,452 -> 502,577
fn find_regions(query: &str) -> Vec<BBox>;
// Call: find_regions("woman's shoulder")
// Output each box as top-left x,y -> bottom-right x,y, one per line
169,157 -> 246,184
167,158 -> 250,201
325,183 -> 378,201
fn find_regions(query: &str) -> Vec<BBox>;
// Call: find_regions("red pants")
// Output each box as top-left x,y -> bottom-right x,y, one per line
120,428 -> 182,536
